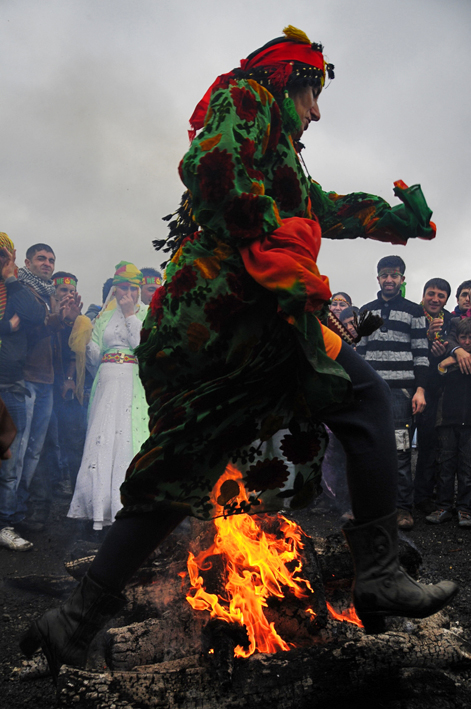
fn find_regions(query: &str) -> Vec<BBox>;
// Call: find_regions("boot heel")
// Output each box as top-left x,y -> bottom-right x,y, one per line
19,622 -> 42,657
359,613 -> 386,635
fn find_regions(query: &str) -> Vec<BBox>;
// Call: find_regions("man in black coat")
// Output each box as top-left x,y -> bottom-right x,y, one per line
414,278 -> 453,513
0,237 -> 45,551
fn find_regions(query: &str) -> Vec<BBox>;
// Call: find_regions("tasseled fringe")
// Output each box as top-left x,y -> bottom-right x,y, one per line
354,311 -> 384,340
153,190 -> 196,268
325,63 -> 335,80
327,310 -> 383,345
282,25 -> 312,45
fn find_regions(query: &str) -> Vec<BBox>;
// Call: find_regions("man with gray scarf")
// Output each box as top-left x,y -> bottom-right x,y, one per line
0,235 -> 45,550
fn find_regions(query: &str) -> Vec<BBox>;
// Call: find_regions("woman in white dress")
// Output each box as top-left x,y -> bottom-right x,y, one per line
68,262 -> 148,531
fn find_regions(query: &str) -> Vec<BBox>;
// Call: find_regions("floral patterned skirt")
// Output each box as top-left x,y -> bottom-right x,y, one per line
121,303 -> 334,518
119,237 -> 348,520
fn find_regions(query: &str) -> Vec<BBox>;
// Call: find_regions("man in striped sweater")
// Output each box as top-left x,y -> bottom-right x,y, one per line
357,256 -> 429,530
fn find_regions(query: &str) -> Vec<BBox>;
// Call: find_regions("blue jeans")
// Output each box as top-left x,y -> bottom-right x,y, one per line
16,381 -> 53,519
29,409 -> 67,515
390,387 -> 415,511
0,389 -> 27,529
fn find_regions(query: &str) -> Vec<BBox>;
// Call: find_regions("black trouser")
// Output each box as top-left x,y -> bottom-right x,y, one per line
435,425 -> 471,513
323,344 -> 397,520
89,343 -> 398,592
414,393 -> 439,504
388,387 -> 415,511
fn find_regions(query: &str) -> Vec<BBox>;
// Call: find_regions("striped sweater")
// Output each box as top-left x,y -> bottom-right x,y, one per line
356,292 -> 429,389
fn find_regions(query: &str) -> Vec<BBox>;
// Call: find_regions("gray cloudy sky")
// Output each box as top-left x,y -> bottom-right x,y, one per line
1,0 -> 470,308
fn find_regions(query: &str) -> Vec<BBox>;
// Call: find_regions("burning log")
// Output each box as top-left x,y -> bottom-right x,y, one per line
63,542 -> 100,580
18,464 -> 471,707
184,467 -> 332,658
21,509 -> 471,708
65,555 -> 97,581
56,614 -> 471,709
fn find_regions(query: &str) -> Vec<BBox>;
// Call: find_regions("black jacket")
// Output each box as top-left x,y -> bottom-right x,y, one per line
431,364 -> 471,427
0,278 -> 46,384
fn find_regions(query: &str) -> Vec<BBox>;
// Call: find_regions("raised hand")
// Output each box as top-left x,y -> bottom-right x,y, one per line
9,313 -> 20,331
117,290 -> 135,317
60,292 -> 83,322
0,248 -> 17,280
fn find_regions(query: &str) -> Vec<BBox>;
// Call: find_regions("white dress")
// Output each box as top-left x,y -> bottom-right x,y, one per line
68,306 -> 148,530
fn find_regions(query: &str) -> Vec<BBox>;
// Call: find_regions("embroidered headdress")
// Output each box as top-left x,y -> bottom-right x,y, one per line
188,25 -> 334,141
0,233 -> 15,328
112,261 -> 143,287
0,233 -> 14,255
157,28 -> 334,267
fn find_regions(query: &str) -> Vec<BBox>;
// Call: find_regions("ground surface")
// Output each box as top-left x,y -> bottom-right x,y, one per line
1,485 -> 471,708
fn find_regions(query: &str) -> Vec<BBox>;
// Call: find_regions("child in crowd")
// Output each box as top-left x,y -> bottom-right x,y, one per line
339,306 -> 359,341
426,317 -> 471,527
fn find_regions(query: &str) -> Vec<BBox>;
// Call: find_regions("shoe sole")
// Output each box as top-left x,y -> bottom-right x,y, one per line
397,514 -> 414,531
358,584 -> 460,635
0,542 -> 33,551
20,622 -> 58,684
425,517 -> 452,525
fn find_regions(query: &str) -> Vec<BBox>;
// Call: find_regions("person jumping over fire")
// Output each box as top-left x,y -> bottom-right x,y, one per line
21,26 -> 458,682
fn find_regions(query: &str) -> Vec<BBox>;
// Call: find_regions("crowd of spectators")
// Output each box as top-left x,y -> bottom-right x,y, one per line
0,236 -> 470,551
0,235 -> 161,550
321,255 -> 471,532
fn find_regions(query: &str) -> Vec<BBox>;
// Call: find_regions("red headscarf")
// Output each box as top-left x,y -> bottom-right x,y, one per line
188,26 -> 329,141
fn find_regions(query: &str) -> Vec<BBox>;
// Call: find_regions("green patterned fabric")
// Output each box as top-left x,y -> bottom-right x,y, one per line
119,78 -> 435,520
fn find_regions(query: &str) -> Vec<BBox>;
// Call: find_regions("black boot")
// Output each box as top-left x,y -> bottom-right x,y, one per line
20,573 -> 126,683
343,511 -> 459,634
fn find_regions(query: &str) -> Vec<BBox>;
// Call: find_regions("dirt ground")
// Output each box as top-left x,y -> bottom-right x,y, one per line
1,478 -> 471,709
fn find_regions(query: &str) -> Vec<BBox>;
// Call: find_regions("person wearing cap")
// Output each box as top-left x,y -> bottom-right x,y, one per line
21,27 -> 457,680
67,261 -> 148,535
357,256 -> 429,530
0,234 -> 45,551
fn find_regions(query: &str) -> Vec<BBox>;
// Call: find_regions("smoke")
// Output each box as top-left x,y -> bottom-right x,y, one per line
1,0 -> 470,307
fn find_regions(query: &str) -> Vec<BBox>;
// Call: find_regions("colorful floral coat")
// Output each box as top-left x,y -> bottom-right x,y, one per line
119,78 -> 435,520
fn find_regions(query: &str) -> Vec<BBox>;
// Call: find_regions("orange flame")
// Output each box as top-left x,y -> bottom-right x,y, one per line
326,601 -> 363,628
186,464 -> 314,657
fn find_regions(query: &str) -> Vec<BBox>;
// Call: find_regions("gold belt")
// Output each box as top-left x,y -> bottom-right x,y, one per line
101,352 -> 138,365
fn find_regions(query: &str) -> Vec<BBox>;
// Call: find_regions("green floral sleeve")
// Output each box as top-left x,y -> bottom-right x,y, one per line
310,180 -> 436,245
180,79 -> 283,244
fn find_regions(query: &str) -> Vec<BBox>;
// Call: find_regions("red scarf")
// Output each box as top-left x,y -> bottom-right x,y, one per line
188,40 -> 325,141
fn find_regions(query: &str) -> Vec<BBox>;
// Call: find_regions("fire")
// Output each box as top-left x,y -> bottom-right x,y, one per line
186,465 -> 315,657
185,464 -> 362,658
326,602 -> 363,628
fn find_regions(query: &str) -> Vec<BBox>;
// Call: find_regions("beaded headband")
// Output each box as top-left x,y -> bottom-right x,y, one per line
54,276 -> 77,287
